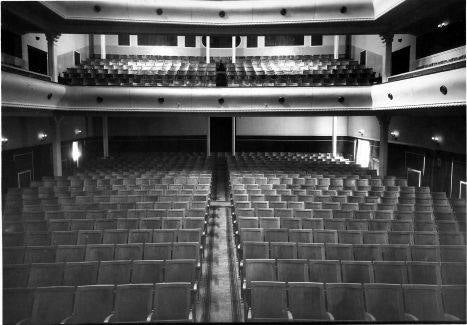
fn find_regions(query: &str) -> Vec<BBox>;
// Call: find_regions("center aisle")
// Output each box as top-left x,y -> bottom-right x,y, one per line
204,156 -> 243,322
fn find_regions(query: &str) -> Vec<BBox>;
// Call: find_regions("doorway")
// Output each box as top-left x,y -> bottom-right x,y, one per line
28,45 -> 48,75
210,117 -> 232,153
392,46 -> 410,75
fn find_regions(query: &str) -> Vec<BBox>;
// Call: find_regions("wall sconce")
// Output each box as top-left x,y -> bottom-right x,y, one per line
38,132 -> 48,141
218,98 -> 225,105
219,10 -> 226,18
1,137 -> 8,144
337,96 -> 345,103
278,97 -> 285,104
280,8 -> 287,16
74,129 -> 83,135
357,129 -> 365,136
390,130 -> 399,140
156,8 -> 163,15
437,21 -> 449,28
431,136 -> 442,144
158,97 -> 165,104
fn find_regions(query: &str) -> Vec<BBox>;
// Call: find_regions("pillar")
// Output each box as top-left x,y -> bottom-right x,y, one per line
89,34 -> 95,58
333,35 -> 340,59
345,35 -> 352,59
102,115 -> 109,158
100,34 -> 106,59
232,36 -> 236,63
207,117 -> 211,157
381,33 -> 394,82
52,115 -> 63,176
377,115 -> 391,177
46,33 -> 60,82
332,116 -> 338,157
232,117 -> 236,156
206,36 -> 210,63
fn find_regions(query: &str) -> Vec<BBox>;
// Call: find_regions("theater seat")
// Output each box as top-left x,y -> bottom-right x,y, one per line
63,261 -> 99,286
442,285 -> 466,320
276,259 -> 308,282
247,281 -> 291,322
364,283 -> 412,321
29,286 -> 75,325
65,285 -> 115,324
131,260 -> 164,284
3,288 -> 35,324
151,282 -> 194,322
106,284 -> 154,322
325,283 -> 375,321
287,282 -> 333,321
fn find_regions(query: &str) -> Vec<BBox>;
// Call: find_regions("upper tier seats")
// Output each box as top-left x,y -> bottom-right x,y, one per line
61,55 -> 377,87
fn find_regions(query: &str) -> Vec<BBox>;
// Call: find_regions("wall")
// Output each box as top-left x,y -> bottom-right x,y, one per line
108,116 -> 207,136
18,33 -> 89,75
351,33 -> 417,75
94,34 -> 346,57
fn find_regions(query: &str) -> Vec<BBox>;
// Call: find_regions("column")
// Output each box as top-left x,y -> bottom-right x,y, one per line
52,115 -> 63,176
100,34 -> 106,59
345,35 -> 352,59
381,33 -> 394,82
46,33 -> 60,82
206,36 -> 210,63
232,36 -> 236,63
232,117 -> 236,156
88,34 -> 95,58
207,117 -> 211,157
332,116 -> 338,157
333,35 -> 340,59
377,114 -> 391,177
102,115 -> 109,158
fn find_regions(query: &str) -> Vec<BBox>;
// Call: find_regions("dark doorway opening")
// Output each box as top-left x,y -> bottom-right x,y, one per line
392,46 -> 410,75
28,45 -> 48,75
210,117 -> 232,153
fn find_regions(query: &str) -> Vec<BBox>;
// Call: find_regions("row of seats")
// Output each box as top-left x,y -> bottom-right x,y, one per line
5,227 -> 205,247
4,242 -> 202,265
245,281 -> 464,321
5,259 -> 199,288
5,282 -> 195,324
6,216 -> 206,233
239,242 -> 465,263
241,259 -> 465,286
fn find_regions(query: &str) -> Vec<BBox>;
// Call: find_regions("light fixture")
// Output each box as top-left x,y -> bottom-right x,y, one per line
280,8 -> 287,16
38,132 -> 48,141
431,135 -> 442,144
390,130 -> 399,140
219,10 -> 226,18
96,96 -> 103,103
340,6 -> 347,13
388,93 -> 393,100
357,129 -> 365,136
1,137 -> 8,144
218,98 -> 225,105
156,8 -> 163,15
278,97 -> 285,104
158,97 -> 165,104
338,96 -> 345,103
437,21 -> 449,28
74,129 -> 83,135
440,85 -> 448,95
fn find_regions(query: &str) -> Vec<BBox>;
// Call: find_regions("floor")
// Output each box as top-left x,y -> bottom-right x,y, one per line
197,156 -> 243,322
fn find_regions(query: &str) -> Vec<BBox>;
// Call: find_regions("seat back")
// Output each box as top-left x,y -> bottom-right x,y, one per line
341,261 -> 374,283
442,285 -> 466,320
172,242 -> 200,260
143,243 -> 172,260
153,282 -> 192,321
72,285 -> 115,324
114,284 -> 154,322
277,259 -> 308,282
373,261 -> 408,284
288,282 -> 327,320
4,264 -> 30,288
250,281 -> 288,320
165,259 -> 197,283
326,283 -> 366,320
132,260 -> 165,284
28,262 -> 64,287
3,288 -> 34,324
30,286 -> 75,325
97,260 -> 132,284
115,243 -> 144,260
243,241 -> 269,259
244,259 -> 276,286
364,283 -> 405,321
308,260 -> 341,283
85,244 -> 115,261
403,284 -> 445,321
407,262 -> 442,284
63,261 -> 99,286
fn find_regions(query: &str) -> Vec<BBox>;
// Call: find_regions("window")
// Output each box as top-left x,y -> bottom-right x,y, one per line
118,34 -> 130,46
137,34 -> 177,46
356,139 -> 371,168
311,34 -> 323,46
247,36 -> 258,48
74,51 -> 81,66
185,35 -> 196,48
201,36 -> 241,48
265,35 -> 304,46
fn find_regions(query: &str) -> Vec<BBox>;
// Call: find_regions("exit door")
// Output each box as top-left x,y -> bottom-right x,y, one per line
210,117 -> 232,153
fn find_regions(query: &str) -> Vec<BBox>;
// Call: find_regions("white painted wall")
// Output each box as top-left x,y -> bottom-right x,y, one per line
351,33 -> 417,75
236,116 -> 348,136
94,34 -> 345,57
19,33 -> 89,75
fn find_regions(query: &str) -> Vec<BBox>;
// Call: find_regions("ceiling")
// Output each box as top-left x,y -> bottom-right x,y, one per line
1,0 -> 465,36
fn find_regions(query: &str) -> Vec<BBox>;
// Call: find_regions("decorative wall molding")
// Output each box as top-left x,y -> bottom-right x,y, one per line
2,67 -> 465,114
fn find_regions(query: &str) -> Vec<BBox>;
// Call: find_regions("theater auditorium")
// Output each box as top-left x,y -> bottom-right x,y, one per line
1,0 -> 466,323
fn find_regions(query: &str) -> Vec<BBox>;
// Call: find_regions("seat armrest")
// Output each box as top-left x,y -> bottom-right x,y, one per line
287,310 -> 293,320
193,282 -> 198,293
60,316 -> 73,324
16,318 -> 30,325
247,308 -> 252,321
188,309 -> 194,322
364,312 -> 376,322
404,313 -> 418,321
242,279 -> 246,291
239,260 -> 244,269
104,313 -> 115,323
326,312 -> 335,321
444,313 -> 460,321
146,311 -> 155,322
